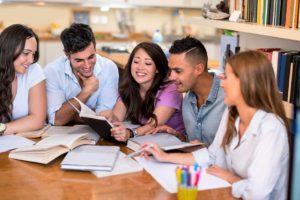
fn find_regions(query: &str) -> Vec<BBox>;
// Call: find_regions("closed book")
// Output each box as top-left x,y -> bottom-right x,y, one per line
71,97 -> 114,140
291,56 -> 300,104
61,145 -> 119,171
127,133 -> 204,152
9,133 -> 94,164
92,152 -> 143,177
282,51 -> 299,101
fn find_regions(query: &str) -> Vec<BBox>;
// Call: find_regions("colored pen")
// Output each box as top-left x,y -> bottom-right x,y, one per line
126,144 -> 154,158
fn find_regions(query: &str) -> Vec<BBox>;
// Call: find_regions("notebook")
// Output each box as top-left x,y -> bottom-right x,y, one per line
127,133 -> 203,152
61,145 -> 120,171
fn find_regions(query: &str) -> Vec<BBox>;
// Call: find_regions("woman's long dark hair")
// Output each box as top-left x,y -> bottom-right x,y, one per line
119,42 -> 169,125
0,24 -> 39,123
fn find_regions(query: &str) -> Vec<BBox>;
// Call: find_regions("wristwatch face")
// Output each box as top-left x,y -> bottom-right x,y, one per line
0,123 -> 6,133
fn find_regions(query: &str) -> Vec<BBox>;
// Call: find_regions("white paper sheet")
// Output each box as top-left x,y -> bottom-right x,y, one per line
0,135 -> 35,153
92,152 -> 143,177
136,157 -> 231,193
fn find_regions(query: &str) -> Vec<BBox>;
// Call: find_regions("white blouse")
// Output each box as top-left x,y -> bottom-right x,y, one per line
12,63 -> 45,120
192,109 -> 289,200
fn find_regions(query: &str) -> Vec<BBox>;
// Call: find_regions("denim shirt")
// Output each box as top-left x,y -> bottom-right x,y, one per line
182,73 -> 226,145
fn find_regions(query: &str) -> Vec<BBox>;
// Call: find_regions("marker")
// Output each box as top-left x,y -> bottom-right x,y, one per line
126,144 -> 154,158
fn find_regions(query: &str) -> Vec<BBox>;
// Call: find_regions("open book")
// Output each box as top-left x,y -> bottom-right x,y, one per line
69,97 -> 114,140
9,133 -> 94,164
61,145 -> 120,171
92,152 -> 143,178
127,133 -> 204,152
17,125 -> 100,143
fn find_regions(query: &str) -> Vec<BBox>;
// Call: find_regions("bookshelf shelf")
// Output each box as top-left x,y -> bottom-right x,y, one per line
189,17 -> 295,119
189,17 -> 300,42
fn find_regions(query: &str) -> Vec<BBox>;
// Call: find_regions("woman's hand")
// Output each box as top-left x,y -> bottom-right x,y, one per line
140,142 -> 169,162
206,165 -> 241,184
110,121 -> 130,142
152,125 -> 186,141
152,125 -> 177,135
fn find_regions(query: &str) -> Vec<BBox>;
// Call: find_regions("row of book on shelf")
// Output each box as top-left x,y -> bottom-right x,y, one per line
227,0 -> 300,28
220,33 -> 299,105
257,48 -> 300,105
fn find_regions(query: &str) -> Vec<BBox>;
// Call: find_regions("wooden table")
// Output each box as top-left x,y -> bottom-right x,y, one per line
0,140 -> 237,200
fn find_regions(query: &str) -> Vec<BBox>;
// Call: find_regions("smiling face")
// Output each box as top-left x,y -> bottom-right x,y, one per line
220,64 -> 242,106
67,42 -> 96,78
13,37 -> 37,74
168,53 -> 198,93
130,48 -> 157,90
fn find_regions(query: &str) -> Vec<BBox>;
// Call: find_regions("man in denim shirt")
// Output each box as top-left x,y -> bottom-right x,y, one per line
155,36 -> 226,145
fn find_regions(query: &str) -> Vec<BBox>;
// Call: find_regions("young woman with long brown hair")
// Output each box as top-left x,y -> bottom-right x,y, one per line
142,50 -> 290,199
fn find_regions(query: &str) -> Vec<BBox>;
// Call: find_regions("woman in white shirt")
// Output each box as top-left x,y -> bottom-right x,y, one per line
0,24 -> 46,135
142,50 -> 290,199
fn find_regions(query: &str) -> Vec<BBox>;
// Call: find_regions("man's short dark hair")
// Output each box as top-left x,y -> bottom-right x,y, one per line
169,36 -> 208,69
60,23 -> 96,54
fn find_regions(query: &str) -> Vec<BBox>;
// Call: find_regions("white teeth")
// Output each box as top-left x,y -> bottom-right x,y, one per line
136,72 -> 146,76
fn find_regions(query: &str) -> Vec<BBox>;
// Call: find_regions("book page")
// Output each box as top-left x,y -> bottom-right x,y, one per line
36,133 -> 91,149
0,135 -> 35,153
17,124 -> 51,138
73,97 -> 96,116
129,133 -> 183,148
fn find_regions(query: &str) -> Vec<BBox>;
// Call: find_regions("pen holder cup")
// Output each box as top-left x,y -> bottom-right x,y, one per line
177,185 -> 198,200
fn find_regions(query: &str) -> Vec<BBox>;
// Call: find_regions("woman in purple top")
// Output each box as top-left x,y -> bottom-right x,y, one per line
101,42 -> 185,142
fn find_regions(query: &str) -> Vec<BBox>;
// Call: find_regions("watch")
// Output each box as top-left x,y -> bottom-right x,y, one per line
128,128 -> 139,138
0,123 -> 6,136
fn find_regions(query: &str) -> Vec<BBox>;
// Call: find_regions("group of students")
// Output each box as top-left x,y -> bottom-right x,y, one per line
0,23 -> 290,199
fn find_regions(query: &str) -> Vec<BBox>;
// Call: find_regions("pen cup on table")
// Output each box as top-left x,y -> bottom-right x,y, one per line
176,164 -> 201,200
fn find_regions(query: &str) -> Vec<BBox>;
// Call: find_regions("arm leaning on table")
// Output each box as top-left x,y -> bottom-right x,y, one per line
5,65 -> 47,134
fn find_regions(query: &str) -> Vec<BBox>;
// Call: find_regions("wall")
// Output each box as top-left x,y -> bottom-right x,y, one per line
0,4 -> 215,37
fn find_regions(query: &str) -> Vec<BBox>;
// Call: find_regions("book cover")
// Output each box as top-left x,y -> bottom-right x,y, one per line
220,34 -> 239,70
61,145 -> 120,171
71,97 -> 114,140
291,56 -> 300,105
9,133 -> 93,164
282,51 -> 299,101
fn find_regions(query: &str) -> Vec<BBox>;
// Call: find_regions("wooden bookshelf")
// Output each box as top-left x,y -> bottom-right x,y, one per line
189,17 -> 295,119
189,17 -> 300,42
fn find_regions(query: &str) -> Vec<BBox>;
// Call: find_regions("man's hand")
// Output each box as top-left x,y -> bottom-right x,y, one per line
77,73 -> 99,96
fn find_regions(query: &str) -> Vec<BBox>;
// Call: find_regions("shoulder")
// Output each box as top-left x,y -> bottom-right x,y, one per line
44,56 -> 67,74
256,110 -> 288,140
95,54 -> 118,71
28,63 -> 43,75
157,82 -> 181,97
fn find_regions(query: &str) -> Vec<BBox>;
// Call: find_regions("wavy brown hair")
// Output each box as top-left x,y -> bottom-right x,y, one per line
0,24 -> 39,123
119,42 -> 169,125
221,50 -> 290,151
